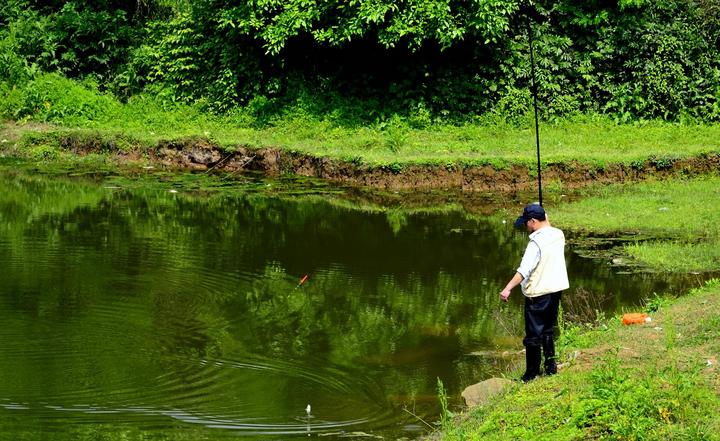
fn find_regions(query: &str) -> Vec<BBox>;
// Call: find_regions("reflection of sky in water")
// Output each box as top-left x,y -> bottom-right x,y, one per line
0,167 -> 703,439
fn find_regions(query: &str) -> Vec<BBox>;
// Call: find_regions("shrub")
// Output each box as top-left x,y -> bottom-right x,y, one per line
7,73 -> 119,124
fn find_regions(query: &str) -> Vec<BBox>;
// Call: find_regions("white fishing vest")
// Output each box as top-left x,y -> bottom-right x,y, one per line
521,226 -> 570,297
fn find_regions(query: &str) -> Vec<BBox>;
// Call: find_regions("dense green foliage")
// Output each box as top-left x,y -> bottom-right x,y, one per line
1,0 -> 719,123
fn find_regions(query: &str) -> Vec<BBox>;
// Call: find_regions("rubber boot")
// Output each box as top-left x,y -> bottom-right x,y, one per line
543,335 -> 557,376
521,345 -> 542,382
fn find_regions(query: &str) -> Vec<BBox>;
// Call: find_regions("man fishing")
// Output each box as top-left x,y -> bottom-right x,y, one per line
499,203 -> 569,382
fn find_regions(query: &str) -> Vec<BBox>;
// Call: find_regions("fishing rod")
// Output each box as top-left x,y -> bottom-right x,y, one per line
524,3 -> 543,207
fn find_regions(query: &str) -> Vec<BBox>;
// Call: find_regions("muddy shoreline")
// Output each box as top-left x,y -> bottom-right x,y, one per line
125,138 -> 720,191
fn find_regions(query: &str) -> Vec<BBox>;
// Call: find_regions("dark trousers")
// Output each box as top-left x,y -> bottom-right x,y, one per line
523,291 -> 562,347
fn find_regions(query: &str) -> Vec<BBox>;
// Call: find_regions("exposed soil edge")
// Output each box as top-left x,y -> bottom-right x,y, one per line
15,130 -> 720,191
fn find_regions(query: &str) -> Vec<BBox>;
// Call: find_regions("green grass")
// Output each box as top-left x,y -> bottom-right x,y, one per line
625,241 -> 720,273
3,73 -> 720,167
30,112 -> 720,167
552,176 -> 720,272
438,279 -> 720,441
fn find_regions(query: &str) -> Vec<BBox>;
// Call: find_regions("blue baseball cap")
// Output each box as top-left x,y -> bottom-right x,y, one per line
514,204 -> 546,229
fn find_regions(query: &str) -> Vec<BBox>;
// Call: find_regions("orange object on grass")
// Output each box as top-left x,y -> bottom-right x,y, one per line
622,313 -> 648,325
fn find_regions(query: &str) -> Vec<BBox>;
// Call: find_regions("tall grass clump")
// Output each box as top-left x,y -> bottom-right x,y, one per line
436,377 -> 454,428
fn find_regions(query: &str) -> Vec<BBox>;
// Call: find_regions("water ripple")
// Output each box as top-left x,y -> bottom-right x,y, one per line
0,348 -> 399,436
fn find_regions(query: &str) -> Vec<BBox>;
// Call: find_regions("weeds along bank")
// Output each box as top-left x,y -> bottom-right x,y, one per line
2,116 -> 720,194
436,278 -> 720,441
1,75 -> 720,188
3,72 -> 720,158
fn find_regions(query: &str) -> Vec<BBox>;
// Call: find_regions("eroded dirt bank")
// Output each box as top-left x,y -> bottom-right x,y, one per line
11,130 -> 720,191
134,138 -> 720,191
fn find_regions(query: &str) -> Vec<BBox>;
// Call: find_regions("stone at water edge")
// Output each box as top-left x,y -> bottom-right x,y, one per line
461,378 -> 513,408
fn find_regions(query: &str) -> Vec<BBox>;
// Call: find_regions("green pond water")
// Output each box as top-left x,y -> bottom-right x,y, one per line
0,164 -> 701,440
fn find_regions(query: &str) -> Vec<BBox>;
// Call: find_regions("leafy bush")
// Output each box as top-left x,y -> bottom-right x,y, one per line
600,2 -> 720,121
1,0 -> 719,122
5,73 -> 119,123
1,0 -> 158,88
0,30 -> 34,86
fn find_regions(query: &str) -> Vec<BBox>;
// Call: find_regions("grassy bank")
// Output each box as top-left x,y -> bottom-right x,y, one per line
552,176 -> 720,273
437,278 -> 720,440
2,74 -> 720,168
